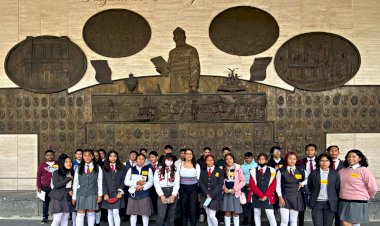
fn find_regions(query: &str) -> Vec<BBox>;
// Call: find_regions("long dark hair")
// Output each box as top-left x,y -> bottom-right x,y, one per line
343,149 -> 368,167
78,149 -> 99,174
185,149 -> 197,168
57,154 -> 74,177
223,153 -> 235,179
103,150 -> 122,172
159,154 -> 176,181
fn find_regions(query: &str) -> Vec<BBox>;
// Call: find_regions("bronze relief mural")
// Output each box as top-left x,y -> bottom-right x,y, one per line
5,36 -> 87,94
274,32 -> 361,91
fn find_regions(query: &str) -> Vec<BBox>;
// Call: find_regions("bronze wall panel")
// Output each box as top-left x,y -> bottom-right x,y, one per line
92,93 -> 267,123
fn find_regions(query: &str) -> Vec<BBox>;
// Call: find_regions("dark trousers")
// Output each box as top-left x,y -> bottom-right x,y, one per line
41,185 -> 52,219
179,184 -> 198,226
311,201 -> 335,226
334,212 -> 341,226
156,188 -> 177,226
298,210 -> 305,226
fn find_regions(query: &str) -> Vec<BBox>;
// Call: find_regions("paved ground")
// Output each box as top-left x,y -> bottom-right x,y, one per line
0,218 -> 379,226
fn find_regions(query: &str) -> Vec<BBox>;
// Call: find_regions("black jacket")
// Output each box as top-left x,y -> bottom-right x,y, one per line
307,169 -> 340,212
49,171 -> 72,201
199,167 -> 224,200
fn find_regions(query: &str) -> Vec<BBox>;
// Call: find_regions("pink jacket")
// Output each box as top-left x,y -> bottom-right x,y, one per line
223,164 -> 246,198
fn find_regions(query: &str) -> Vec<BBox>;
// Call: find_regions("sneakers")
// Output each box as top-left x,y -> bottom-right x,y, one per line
199,214 -> 205,222
41,217 -> 48,224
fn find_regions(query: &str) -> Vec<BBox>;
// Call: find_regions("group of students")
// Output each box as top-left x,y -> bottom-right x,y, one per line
36,144 -> 377,226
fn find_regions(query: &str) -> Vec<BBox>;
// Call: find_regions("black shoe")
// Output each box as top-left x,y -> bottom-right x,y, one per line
242,217 -> 249,225
41,218 -> 48,224
95,224 -> 100,226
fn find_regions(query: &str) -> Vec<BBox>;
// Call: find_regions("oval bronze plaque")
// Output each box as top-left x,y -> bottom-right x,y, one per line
83,9 -> 151,58
5,36 -> 87,93
275,32 -> 360,91
209,6 -> 279,56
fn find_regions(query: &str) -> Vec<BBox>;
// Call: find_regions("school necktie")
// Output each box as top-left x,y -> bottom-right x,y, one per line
208,168 -> 211,177
153,164 -> 156,172
111,164 -> 115,171
131,161 -> 134,167
86,164 -> 90,174
309,160 -> 313,171
289,168 -> 293,176
260,168 -> 264,176
332,161 -> 336,170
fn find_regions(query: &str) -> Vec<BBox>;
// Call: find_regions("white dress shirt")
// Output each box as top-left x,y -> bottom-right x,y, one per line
124,165 -> 153,190
154,167 -> 180,197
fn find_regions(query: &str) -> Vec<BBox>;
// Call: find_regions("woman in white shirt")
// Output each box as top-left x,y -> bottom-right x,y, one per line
178,149 -> 201,226
153,153 -> 180,226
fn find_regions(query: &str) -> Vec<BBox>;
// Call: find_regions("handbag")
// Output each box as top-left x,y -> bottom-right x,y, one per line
107,197 -> 119,204
239,192 -> 247,205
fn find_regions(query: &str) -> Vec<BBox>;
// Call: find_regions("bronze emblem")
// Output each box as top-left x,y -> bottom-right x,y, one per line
209,6 -> 279,56
83,9 -> 151,58
274,32 -> 361,91
5,36 -> 87,93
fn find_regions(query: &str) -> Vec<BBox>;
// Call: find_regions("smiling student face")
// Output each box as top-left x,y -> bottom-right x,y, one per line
136,155 -> 145,167
109,152 -> 117,164
347,152 -> 361,166
83,152 -> 93,164
206,156 -> 215,167
225,155 -> 234,167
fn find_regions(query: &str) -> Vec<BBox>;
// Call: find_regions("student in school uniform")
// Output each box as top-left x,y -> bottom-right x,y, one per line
148,151 -> 159,215
49,154 -> 74,226
241,151 -> 258,225
124,150 -> 138,170
73,149 -> 83,171
326,145 -> 344,226
199,154 -> 224,226
248,153 -> 277,226
222,153 -> 246,226
98,149 -> 107,166
296,144 -> 318,226
72,149 -> 103,226
101,150 -> 126,226
339,149 -> 377,226
268,146 -> 284,170
178,149 -> 201,226
37,149 -> 58,224
307,153 -> 340,226
124,153 -> 154,226
153,153 -> 180,226
276,151 -> 307,226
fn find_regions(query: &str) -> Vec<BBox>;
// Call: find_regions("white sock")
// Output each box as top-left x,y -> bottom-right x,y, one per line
265,209 -> 277,226
72,212 -> 77,226
205,208 -> 218,226
225,216 -> 231,226
233,216 -> 240,226
289,209 -> 298,226
280,208 -> 290,226
130,215 -> 137,226
112,209 -> 120,226
76,212 -> 85,226
95,211 -> 101,224
352,224 -> 360,226
142,215 -> 149,226
87,212 -> 95,226
107,209 -> 114,226
61,213 -> 70,226
254,208 -> 261,226
52,213 -> 63,226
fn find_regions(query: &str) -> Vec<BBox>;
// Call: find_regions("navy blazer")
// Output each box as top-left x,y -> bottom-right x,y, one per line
331,159 -> 344,171
199,167 -> 224,200
307,169 -> 340,212
103,164 -> 127,198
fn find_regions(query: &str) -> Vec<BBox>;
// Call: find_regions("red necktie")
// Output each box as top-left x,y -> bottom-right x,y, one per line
332,161 -> 336,170
208,168 -> 211,177
131,161 -> 134,167
86,164 -> 90,174
309,160 -> 313,171
111,164 -> 115,171
153,164 -> 156,172
260,168 -> 264,176
289,168 -> 293,176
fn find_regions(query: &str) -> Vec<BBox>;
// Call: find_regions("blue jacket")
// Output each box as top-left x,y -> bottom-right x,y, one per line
241,160 -> 257,184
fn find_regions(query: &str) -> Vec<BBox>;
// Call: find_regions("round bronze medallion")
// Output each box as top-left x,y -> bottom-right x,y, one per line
275,32 -> 361,91
5,36 -> 87,93
277,96 -> 284,106
59,97 -> 66,107
0,110 -> 5,119
333,95 -> 340,105
209,6 -> 279,56
0,121 -> 5,131
83,9 -> 151,58
41,121 -> 48,130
